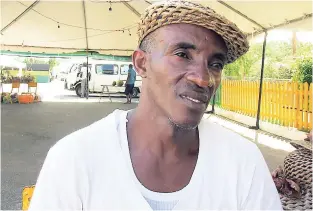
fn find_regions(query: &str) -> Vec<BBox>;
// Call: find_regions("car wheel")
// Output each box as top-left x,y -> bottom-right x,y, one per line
75,84 -> 82,97
132,88 -> 139,98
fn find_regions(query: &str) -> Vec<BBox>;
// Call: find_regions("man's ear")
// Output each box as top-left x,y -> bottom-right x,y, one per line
132,49 -> 147,78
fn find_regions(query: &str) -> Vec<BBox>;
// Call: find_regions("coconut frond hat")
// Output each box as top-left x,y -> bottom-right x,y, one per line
137,0 -> 250,64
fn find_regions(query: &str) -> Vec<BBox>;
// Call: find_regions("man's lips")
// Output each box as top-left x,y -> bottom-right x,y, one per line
179,94 -> 209,104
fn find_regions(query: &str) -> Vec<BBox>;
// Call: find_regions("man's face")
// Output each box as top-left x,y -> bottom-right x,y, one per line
138,24 -> 227,128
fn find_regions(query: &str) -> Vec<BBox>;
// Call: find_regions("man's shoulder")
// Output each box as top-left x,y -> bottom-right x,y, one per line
199,118 -> 260,157
199,118 -> 267,179
48,109 -> 126,158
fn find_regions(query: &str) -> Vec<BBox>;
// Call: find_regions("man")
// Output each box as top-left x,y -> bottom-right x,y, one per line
29,1 -> 282,210
124,64 -> 136,103
79,63 -> 89,98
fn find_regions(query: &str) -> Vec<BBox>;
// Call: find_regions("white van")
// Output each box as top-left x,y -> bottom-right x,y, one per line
64,63 -> 80,90
72,60 -> 142,97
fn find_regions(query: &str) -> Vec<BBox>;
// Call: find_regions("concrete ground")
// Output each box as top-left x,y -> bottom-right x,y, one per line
1,100 -> 292,210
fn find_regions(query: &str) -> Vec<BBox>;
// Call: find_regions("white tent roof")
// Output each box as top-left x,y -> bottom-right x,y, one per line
1,0 -> 312,56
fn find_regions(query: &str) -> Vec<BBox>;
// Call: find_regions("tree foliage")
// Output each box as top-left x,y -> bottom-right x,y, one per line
292,57 -> 312,84
22,58 -> 59,71
222,40 -> 312,82
223,44 -> 262,79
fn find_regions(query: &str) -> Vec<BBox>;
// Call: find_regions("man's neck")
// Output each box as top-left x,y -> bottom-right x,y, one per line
127,103 -> 199,158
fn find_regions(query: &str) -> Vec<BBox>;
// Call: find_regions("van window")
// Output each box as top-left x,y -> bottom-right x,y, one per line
77,64 -> 91,73
120,65 -> 129,75
96,64 -> 118,75
69,64 -> 78,73
120,64 -> 135,75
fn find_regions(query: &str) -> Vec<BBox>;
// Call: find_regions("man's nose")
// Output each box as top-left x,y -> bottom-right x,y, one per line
186,66 -> 214,88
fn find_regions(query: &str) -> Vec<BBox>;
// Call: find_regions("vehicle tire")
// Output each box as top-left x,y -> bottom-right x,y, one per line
132,87 -> 139,98
75,84 -> 82,97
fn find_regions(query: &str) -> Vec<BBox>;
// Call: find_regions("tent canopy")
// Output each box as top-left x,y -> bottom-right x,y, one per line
1,0 -> 312,56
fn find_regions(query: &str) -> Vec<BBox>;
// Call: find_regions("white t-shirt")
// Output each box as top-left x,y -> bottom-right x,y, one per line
29,109 -> 283,210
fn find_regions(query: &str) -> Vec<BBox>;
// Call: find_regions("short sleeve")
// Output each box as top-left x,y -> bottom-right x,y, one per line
28,143 -> 85,211
241,148 -> 283,210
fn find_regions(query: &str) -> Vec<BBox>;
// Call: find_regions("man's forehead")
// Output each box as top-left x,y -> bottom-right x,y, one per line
155,24 -> 226,50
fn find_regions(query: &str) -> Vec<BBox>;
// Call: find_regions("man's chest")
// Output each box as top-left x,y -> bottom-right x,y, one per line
83,164 -> 243,210
129,153 -> 198,193
82,149 -> 249,210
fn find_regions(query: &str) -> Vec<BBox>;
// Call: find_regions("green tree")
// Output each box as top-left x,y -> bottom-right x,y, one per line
23,58 -> 46,65
223,44 -> 262,79
292,57 -> 312,84
223,41 -> 312,80
48,58 -> 59,71
295,42 -> 313,58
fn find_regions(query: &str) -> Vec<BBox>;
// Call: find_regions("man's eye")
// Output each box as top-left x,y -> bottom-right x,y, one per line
209,63 -> 224,71
175,52 -> 188,59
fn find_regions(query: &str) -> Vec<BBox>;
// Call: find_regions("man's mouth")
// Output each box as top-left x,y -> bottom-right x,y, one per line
180,95 -> 205,104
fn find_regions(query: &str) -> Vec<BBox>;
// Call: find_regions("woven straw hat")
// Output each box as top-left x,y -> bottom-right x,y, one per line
137,0 -> 250,64
280,140 -> 312,210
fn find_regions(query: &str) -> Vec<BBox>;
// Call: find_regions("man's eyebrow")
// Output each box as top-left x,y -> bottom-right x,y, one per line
213,53 -> 227,62
170,42 -> 197,50
168,42 -> 227,61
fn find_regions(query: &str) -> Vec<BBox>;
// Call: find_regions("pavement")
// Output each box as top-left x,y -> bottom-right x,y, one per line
1,83 -> 294,210
1,102 -> 138,210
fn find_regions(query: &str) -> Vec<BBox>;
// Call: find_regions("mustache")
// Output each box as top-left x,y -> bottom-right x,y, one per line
185,81 -> 213,94
179,82 -> 213,103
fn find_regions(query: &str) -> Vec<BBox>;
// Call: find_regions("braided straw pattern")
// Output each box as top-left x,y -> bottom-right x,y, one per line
137,0 -> 249,64
280,144 -> 312,210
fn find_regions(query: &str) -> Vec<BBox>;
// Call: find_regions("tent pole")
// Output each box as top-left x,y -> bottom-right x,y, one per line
122,2 -> 141,17
217,0 -> 266,30
250,31 -> 268,130
205,94 -> 216,114
212,94 -> 216,113
82,0 -> 89,99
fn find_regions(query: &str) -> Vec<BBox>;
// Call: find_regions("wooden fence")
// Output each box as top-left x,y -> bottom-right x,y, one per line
214,80 -> 312,131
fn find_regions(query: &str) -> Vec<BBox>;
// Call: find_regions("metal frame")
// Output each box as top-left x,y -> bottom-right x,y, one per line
250,31 -> 268,130
82,0 -> 89,99
1,0 -> 40,34
1,44 -> 134,53
122,2 -> 141,17
247,13 -> 312,38
217,1 -> 266,30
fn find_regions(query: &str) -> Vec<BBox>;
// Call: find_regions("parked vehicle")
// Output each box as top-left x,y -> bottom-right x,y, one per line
71,60 -> 142,97
64,63 -> 80,90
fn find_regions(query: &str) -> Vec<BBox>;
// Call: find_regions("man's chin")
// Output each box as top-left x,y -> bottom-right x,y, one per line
168,115 -> 202,130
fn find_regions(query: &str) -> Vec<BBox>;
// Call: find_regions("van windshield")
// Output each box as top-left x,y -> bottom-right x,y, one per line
95,64 -> 118,75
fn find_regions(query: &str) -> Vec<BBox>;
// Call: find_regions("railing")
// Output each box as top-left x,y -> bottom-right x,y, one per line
211,80 -> 312,131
